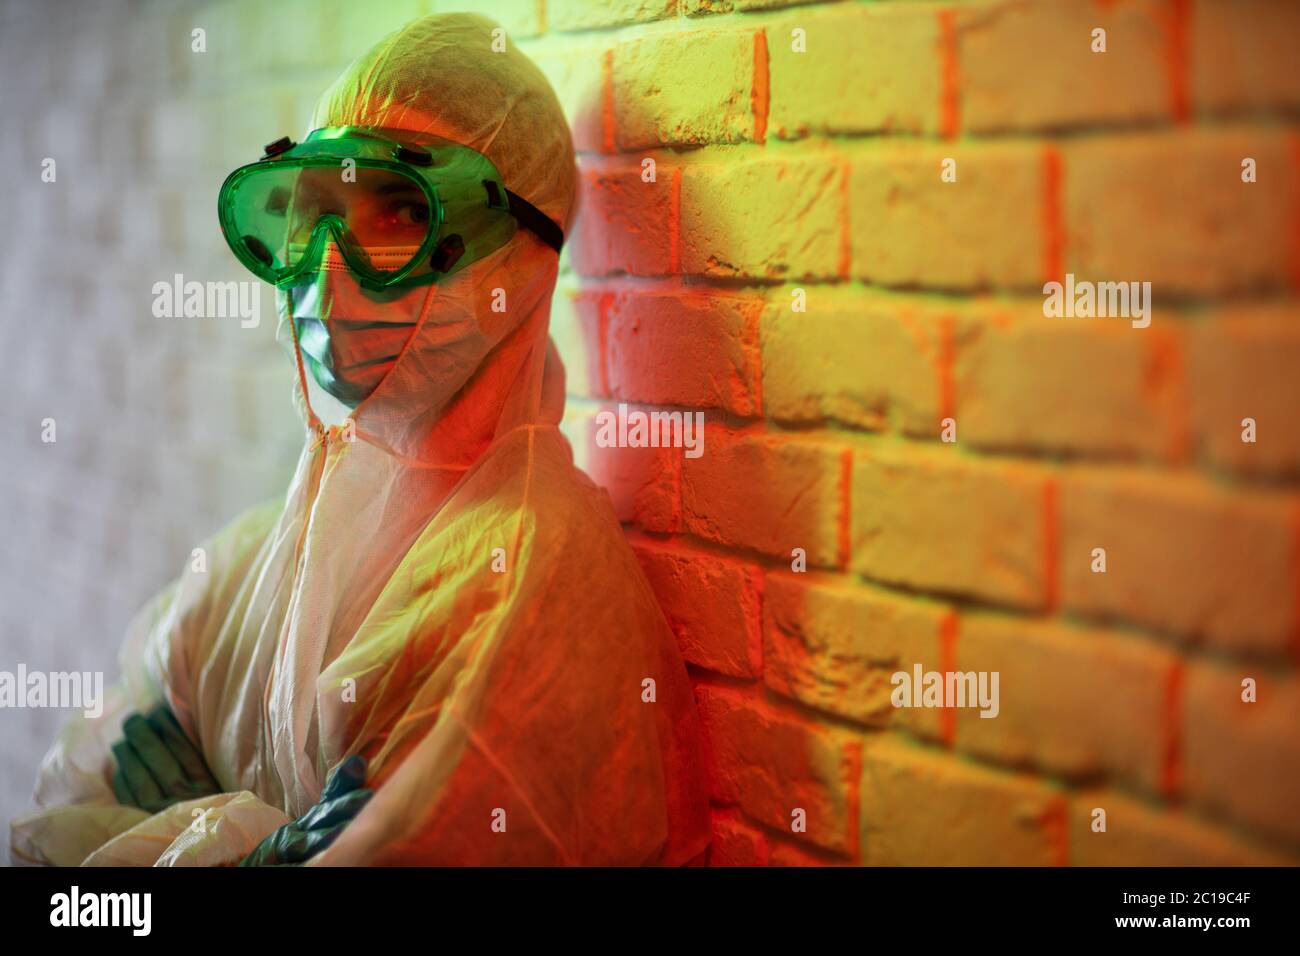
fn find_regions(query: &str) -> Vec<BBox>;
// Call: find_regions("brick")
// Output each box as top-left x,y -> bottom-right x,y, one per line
849,141 -> 1045,291
686,0 -> 822,13
612,29 -> 760,150
696,684 -> 859,855
953,300 -> 1190,459
680,149 -> 843,280
1182,663 -> 1300,847
550,0 -> 677,32
767,837 -> 843,866
573,402 -> 682,533
768,4 -> 940,139
1068,790 -> 1296,866
860,735 -> 1063,866
956,0 -> 1171,134
1193,0 -> 1300,116
955,615 -> 1177,795
850,444 -> 1052,609
1189,304 -> 1300,479
708,811 -> 769,866
1063,128 -> 1299,296
1060,466 -> 1299,656
763,572 -> 948,737
606,291 -> 762,416
760,288 -> 945,434
682,428 -> 846,566
633,542 -> 762,678
571,160 -> 678,277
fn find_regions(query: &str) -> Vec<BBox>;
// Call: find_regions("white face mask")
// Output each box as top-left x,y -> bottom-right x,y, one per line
279,245 -> 434,408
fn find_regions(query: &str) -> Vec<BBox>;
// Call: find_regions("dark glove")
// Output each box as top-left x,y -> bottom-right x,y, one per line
239,755 -> 372,866
111,704 -> 221,814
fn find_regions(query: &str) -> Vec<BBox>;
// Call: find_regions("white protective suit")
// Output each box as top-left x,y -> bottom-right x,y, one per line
11,13 -> 711,867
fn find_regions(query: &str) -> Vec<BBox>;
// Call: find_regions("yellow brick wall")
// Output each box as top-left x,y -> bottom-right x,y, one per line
549,0 -> 1300,866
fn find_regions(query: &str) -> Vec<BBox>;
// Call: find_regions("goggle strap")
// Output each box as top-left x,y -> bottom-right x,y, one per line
504,187 -> 565,254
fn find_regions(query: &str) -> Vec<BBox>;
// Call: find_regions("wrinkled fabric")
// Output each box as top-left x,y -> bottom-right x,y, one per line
12,12 -> 709,867
83,792 -> 291,868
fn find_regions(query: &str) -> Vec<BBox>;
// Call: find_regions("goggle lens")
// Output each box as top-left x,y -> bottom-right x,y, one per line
226,164 -> 437,281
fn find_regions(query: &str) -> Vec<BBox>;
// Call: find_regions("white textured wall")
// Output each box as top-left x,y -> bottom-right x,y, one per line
0,0 -> 454,856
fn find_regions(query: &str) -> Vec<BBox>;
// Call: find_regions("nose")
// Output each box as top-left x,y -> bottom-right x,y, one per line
316,228 -> 348,268
301,236 -> 355,292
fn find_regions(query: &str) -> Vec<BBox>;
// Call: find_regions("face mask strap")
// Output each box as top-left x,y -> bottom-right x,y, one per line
284,291 -> 325,437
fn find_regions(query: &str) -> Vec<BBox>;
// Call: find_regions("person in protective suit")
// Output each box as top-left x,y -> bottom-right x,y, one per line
11,13 -> 711,867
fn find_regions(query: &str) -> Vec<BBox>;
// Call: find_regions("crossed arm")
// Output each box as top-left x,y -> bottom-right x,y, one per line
109,704 -> 371,866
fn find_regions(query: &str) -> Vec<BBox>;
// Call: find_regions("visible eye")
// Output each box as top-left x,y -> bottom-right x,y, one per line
393,202 -> 429,225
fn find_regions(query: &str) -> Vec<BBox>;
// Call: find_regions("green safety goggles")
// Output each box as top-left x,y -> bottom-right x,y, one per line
217,126 -> 564,291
